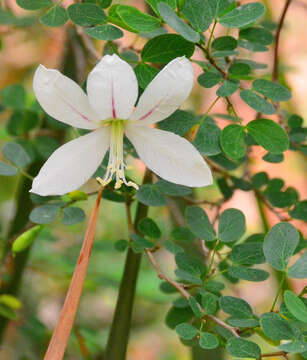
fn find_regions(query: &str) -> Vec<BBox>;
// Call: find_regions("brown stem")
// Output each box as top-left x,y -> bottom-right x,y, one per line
261,351 -> 288,359
272,0 -> 293,81
44,187 -> 103,360
74,325 -> 92,359
145,249 -> 240,338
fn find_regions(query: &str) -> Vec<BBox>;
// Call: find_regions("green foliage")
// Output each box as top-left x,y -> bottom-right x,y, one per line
247,119 -> 289,153
263,223 -> 299,271
220,124 -> 246,159
219,2 -> 266,28
185,206 -> 215,242
17,0 -> 52,10
85,24 -> 123,40
240,89 -> 275,114
158,3 -> 200,43
1,1 -> 306,358
218,208 -> 246,243
40,6 -> 68,27
141,34 -> 195,63
226,337 -> 261,359
68,4 -> 106,27
61,207 -> 85,225
3,142 -> 31,168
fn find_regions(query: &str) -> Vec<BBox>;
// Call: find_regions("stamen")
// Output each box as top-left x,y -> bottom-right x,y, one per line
99,120 -> 139,190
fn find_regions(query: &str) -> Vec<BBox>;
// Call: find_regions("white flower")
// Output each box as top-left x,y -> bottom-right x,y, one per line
30,54 -> 212,196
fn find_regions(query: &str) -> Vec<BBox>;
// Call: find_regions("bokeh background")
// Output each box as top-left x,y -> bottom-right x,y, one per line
0,0 -> 306,359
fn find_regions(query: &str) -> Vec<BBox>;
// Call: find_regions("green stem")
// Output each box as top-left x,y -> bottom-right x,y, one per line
206,20 -> 217,50
105,170 -> 151,360
271,272 -> 286,312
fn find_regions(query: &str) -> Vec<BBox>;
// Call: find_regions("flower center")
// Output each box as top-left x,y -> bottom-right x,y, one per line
97,120 -> 138,190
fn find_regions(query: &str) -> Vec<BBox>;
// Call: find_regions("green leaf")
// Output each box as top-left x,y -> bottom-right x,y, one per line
216,79 -> 239,97
85,24 -> 123,40
114,239 -> 129,252
188,296 -> 202,318
219,2 -> 266,28
231,177 -> 252,191
212,36 -> 237,50
138,217 -> 161,238
226,337 -> 261,359
230,242 -> 265,265
260,312 -> 295,340
99,0 -> 112,9
247,119 -> 289,153
1,84 -> 26,110
175,269 -> 202,285
218,208 -> 245,243
67,3 -> 106,27
198,71 -> 223,88
163,240 -> 183,254
17,0 -> 52,10
284,290 -> 307,323
253,79 -> 291,102
155,179 -> 192,197
217,177 -> 233,199
220,124 -> 246,159
145,0 -> 176,16
0,304 -> 17,320
40,6 -> 68,27
175,322 -> 198,340
263,152 -> 284,163
159,110 -> 199,136
130,233 -> 154,250
288,114 -> 303,129
33,136 -> 59,159
165,306 -> 193,329
251,171 -> 269,188
61,207 -> 85,225
199,332 -> 219,349
263,222 -> 299,271
0,161 -> 17,176
228,266 -> 269,282
200,291 -> 218,315
141,34 -> 195,63
3,142 -> 31,168
220,296 -> 253,318
134,63 -> 159,90
185,206 -> 215,242
208,0 -> 235,18
193,118 -> 221,156
238,39 -> 268,52
288,251 -> 307,279
8,111 -> 39,136
182,0 -> 213,32
266,187 -> 298,208
12,225 -> 43,253
158,3 -> 200,43
115,5 -> 161,33
240,89 -> 275,115
229,62 -> 251,77
136,184 -> 167,207
239,26 -> 274,45
227,317 -> 259,328
279,340 -> 307,354
30,204 -> 61,224
175,252 -> 204,276
171,227 -> 195,243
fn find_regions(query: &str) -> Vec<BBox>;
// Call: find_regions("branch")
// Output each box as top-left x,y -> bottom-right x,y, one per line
272,0 -> 293,81
261,351 -> 288,359
44,187 -> 103,360
145,249 -> 240,338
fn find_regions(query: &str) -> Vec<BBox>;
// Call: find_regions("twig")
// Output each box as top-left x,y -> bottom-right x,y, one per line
261,351 -> 288,359
272,0 -> 293,81
76,26 -> 100,62
145,248 -> 240,338
44,187 -> 103,360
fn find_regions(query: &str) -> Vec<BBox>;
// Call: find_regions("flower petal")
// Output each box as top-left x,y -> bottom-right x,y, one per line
33,65 -> 100,130
125,125 -> 212,187
31,128 -> 110,196
87,54 -> 138,120
130,57 -> 194,125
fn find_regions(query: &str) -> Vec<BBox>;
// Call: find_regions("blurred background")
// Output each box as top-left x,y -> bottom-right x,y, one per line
0,0 -> 306,359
